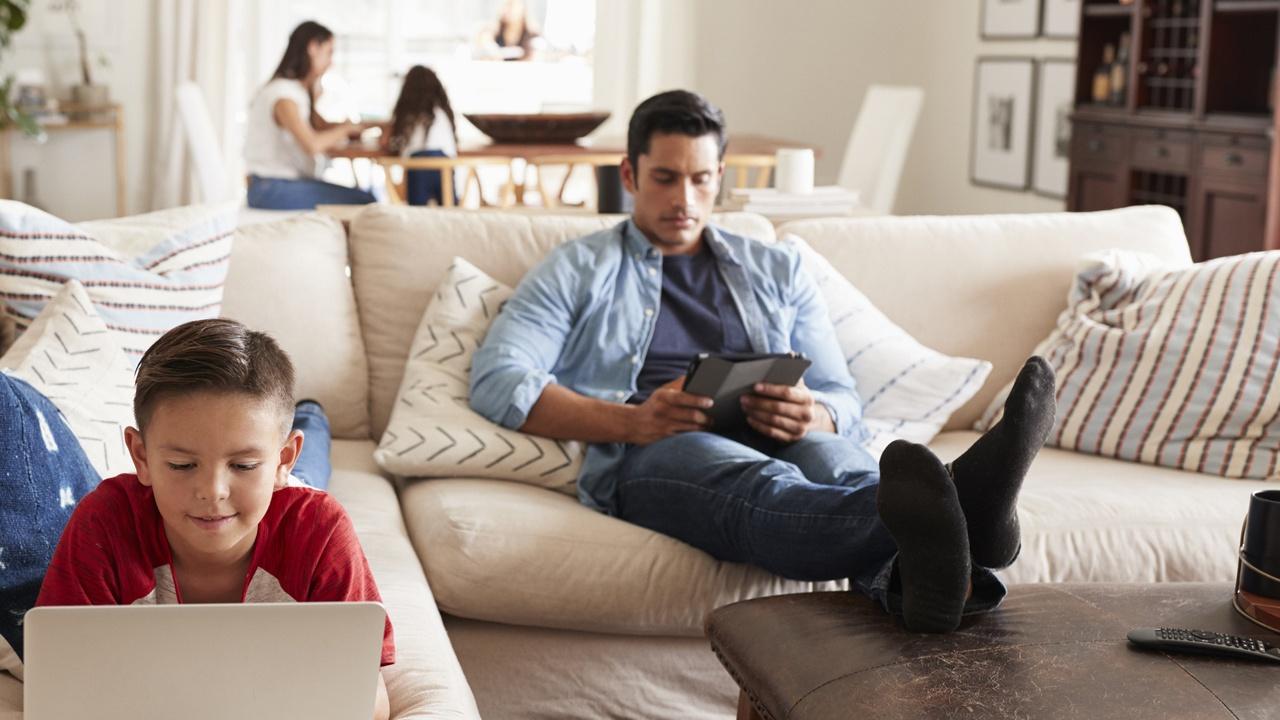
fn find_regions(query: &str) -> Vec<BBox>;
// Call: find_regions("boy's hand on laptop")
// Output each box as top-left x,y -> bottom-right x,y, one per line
630,376 -> 712,445
742,379 -> 834,442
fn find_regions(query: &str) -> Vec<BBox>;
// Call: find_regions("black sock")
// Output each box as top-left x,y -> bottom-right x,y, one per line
877,440 -> 970,634
950,356 -> 1056,569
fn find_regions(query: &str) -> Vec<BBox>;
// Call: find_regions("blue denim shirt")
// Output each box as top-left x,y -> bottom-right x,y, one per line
470,219 -> 870,512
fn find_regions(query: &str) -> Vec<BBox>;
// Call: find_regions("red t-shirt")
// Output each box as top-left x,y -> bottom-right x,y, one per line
36,474 -> 395,666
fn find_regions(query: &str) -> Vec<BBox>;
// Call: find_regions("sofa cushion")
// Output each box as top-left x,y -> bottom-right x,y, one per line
979,249 -> 1280,480
783,234 -> 991,455
349,207 -> 776,437
327,440 -> 479,718
0,201 -> 235,364
928,431 -> 1267,584
777,206 -> 1194,431
220,214 -> 370,440
398,477 -> 843,637
375,258 -> 581,491
0,280 -> 134,479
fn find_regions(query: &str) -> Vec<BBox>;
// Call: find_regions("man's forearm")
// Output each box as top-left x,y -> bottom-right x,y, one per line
520,383 -> 636,444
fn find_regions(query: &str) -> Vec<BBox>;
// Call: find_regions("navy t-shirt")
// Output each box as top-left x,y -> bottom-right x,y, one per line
633,244 -> 752,401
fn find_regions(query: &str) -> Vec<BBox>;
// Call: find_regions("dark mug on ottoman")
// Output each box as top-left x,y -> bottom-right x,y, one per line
1235,489 -> 1280,632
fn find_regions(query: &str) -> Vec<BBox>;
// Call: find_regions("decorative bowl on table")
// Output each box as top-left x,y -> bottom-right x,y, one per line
463,111 -> 611,144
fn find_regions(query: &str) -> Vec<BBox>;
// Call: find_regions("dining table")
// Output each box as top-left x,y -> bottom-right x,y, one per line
329,133 -> 816,209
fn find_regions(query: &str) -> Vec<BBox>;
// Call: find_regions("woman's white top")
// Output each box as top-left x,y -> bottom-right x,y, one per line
244,79 -> 319,179
400,108 -> 458,158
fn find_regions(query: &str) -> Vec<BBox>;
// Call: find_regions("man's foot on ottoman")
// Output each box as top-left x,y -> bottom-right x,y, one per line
877,440 -> 970,634
949,356 -> 1056,569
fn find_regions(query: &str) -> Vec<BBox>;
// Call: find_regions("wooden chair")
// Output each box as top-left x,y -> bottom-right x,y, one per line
376,156 -> 518,208
722,153 -> 776,189
527,153 -> 625,208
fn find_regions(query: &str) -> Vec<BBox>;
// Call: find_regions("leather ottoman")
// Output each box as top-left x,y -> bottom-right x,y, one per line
705,583 -> 1280,719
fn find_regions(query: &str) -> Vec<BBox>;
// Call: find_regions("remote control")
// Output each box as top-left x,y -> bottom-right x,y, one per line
1127,627 -> 1280,663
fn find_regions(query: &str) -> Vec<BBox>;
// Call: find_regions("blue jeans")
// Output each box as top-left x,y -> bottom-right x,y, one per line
406,150 -> 458,206
612,430 -> 1006,614
290,401 -> 332,490
247,175 -> 375,210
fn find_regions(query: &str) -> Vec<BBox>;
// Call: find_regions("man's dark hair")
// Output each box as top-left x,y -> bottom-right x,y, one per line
133,319 -> 295,435
626,90 -> 727,172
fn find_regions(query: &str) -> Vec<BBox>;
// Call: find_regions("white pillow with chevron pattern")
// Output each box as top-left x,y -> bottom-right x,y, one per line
375,258 -> 583,492
0,279 -> 135,479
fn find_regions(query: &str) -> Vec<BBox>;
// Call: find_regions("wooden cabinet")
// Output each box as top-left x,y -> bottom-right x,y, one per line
1067,0 -> 1280,259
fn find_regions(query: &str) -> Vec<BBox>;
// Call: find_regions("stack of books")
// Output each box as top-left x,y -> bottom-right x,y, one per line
723,186 -> 860,217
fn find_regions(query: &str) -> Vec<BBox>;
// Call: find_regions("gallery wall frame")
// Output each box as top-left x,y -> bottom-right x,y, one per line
1032,58 -> 1077,198
981,0 -> 1042,39
970,57 -> 1037,191
1041,0 -> 1081,38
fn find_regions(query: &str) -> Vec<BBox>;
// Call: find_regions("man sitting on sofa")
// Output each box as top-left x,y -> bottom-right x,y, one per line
470,89 -> 1056,633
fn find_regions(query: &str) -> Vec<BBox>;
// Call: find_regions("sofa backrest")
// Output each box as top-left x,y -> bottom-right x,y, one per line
777,205 -> 1193,430
348,207 -> 776,438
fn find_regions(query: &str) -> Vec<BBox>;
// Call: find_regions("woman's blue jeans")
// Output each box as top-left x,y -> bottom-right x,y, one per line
247,175 -> 375,210
612,430 -> 1005,614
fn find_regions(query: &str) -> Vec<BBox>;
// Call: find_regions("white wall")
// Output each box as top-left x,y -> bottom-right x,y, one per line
3,0 -> 153,220
693,0 -> 1077,215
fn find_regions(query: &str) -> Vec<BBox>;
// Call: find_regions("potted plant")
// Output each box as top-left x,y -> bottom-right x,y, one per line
0,0 -> 38,135
51,0 -> 107,119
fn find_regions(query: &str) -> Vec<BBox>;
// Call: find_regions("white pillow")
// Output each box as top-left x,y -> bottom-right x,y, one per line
781,234 -> 992,456
0,201 -> 236,364
1,280 -> 135,479
375,258 -> 583,492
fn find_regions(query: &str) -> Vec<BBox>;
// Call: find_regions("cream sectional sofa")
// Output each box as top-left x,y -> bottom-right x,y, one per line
330,204 -> 1272,719
9,204 -> 1262,719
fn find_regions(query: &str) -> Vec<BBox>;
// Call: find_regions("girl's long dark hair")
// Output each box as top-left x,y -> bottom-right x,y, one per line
387,65 -> 457,154
270,21 -> 333,128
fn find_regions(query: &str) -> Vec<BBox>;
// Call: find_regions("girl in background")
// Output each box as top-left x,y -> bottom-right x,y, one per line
383,66 -> 458,206
245,21 -> 376,209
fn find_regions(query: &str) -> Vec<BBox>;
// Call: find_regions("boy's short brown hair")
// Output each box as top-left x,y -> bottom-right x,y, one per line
133,319 -> 295,434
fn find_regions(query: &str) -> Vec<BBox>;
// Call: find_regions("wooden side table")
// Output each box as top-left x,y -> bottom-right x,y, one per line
706,583 -> 1280,719
0,103 -> 127,217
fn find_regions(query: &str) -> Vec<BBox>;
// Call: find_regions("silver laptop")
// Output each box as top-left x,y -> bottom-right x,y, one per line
23,602 -> 386,720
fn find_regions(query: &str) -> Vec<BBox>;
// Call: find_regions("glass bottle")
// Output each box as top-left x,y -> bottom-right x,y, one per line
1094,44 -> 1116,104
1110,33 -> 1130,106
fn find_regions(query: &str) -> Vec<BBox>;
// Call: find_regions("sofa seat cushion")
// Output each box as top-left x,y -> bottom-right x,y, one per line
928,432 -> 1271,584
399,478 -> 844,638
327,440 -> 479,719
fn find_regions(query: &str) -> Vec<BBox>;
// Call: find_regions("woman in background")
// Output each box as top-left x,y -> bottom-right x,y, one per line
480,0 -> 541,61
383,65 -> 458,206
245,21 -> 375,209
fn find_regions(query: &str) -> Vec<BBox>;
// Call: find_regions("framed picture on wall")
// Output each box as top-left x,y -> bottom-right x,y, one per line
981,0 -> 1041,39
1042,0 -> 1081,38
1032,59 -> 1076,198
971,57 -> 1035,191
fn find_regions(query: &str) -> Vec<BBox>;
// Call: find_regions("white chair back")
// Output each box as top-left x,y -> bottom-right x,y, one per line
175,82 -> 232,204
836,85 -> 924,215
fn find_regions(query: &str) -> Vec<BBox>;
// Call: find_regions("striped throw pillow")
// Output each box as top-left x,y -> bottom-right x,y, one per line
783,234 -> 992,456
0,201 -> 236,364
978,249 -> 1280,479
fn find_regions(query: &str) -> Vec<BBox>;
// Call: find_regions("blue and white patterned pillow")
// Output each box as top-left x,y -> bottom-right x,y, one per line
0,372 -> 102,678
0,201 -> 236,365
979,249 -> 1280,479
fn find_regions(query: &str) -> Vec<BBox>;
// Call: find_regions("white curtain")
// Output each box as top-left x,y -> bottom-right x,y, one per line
147,0 -> 246,210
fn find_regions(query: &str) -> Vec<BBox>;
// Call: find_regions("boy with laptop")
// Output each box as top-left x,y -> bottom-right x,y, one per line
35,318 -> 393,720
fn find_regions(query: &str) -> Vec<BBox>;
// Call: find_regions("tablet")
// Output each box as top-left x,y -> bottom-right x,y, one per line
682,352 -> 812,430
